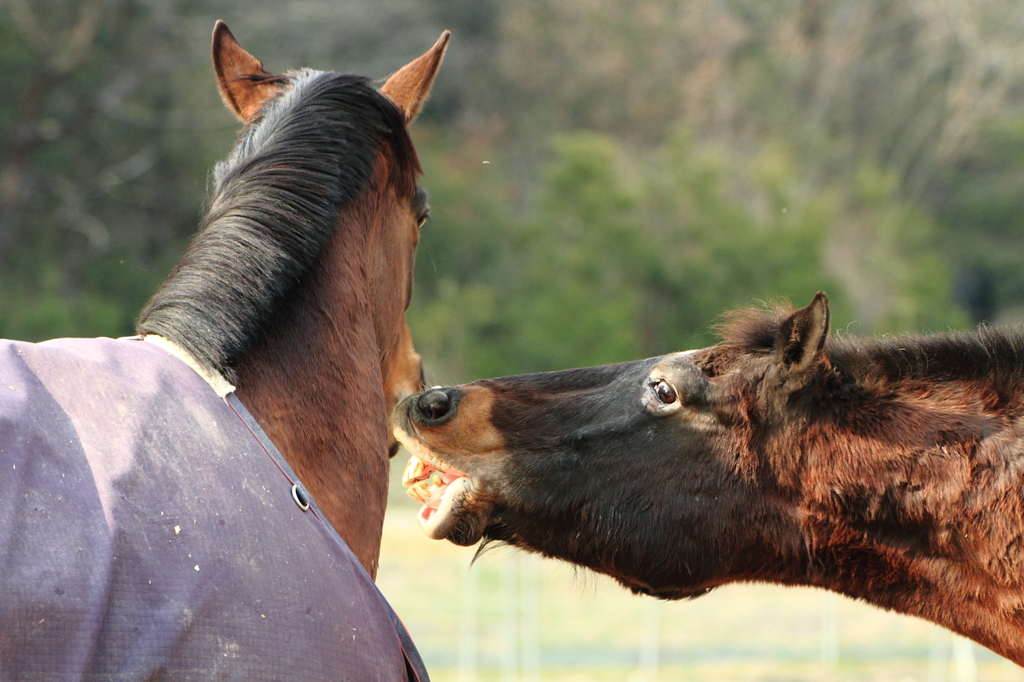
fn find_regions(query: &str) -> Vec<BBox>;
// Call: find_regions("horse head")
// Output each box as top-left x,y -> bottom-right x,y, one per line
396,292 -> 1024,663
210,21 -> 443,424
138,23 -> 448,576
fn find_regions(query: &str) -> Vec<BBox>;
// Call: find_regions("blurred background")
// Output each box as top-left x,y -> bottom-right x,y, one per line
4,0 -> 1024,679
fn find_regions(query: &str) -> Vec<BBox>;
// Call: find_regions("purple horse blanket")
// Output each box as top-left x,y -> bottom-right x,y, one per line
0,336 -> 427,681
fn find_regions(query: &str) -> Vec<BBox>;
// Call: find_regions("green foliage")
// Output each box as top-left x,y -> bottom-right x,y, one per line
503,133 -> 646,372
641,131 -> 844,349
410,112 -> 971,383
934,116 -> 1024,319
0,0 -> 237,341
414,127 -> 939,381
0,0 -> 1002,381
406,130 -> 515,383
841,162 -> 966,332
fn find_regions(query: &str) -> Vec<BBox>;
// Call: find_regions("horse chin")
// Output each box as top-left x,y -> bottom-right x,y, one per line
417,476 -> 488,546
627,583 -> 714,601
394,423 -> 491,546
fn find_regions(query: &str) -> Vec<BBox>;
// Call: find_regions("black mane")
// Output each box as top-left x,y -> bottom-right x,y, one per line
136,70 -> 419,380
717,303 -> 1024,385
830,326 -> 1024,386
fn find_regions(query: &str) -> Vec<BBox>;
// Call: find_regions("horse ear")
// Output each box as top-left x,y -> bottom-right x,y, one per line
381,31 -> 451,124
212,21 -> 284,123
773,292 -> 830,389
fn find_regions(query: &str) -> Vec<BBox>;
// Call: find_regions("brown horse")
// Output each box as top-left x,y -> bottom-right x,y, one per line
396,292 -> 1024,665
138,21 -> 448,578
0,22 -> 447,679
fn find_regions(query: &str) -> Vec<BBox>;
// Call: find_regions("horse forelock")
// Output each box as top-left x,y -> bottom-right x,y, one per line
137,69 -> 420,379
214,69 -> 419,193
714,303 -> 795,353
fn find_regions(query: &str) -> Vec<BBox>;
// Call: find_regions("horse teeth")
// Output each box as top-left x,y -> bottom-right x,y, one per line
402,456 -> 426,486
409,479 -> 434,502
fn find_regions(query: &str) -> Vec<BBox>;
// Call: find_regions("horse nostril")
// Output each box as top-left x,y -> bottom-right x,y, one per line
415,388 -> 454,424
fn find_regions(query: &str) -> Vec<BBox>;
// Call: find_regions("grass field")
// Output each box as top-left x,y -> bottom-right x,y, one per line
378,461 -> 1023,682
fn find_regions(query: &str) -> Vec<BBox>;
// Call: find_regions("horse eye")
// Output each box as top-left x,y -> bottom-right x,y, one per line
650,379 -> 677,405
417,210 -> 430,228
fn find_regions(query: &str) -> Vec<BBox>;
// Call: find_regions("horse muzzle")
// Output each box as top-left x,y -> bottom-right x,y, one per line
394,386 -> 499,546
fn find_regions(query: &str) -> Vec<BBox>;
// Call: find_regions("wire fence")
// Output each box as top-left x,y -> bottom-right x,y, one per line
381,488 -> 1019,682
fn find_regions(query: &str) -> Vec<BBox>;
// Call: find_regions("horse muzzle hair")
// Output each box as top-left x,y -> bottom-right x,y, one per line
395,385 -> 492,545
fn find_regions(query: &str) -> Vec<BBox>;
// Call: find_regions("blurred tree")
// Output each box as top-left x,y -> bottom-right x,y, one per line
0,0 -> 235,339
482,0 -> 1020,329
0,0 -> 1015,381
934,116 -> 1024,324
411,121 -> 964,383
0,0 -> 478,340
406,130 -> 515,384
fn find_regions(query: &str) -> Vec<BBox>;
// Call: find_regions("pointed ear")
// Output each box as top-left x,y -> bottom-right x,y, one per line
773,292 -> 830,389
381,31 -> 450,124
212,20 -> 286,123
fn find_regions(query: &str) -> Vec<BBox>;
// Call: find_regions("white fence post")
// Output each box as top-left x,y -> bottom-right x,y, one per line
952,635 -> 977,682
520,553 -> 541,682
638,597 -> 661,680
501,558 -> 518,682
821,591 -> 839,669
458,565 -> 480,682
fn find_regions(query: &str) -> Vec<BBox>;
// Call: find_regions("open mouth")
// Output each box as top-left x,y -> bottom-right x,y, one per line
401,455 -> 478,542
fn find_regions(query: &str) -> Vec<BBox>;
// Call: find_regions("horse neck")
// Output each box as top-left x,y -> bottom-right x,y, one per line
784,369 -> 1024,663
233,196 -> 392,579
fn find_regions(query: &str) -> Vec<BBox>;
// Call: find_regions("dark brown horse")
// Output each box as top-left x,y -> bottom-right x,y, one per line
0,23 -> 446,678
396,292 -> 1024,665
138,21 -> 448,578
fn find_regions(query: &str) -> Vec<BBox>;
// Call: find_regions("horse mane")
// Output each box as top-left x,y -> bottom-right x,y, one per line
136,70 -> 420,381
715,301 -> 1024,386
